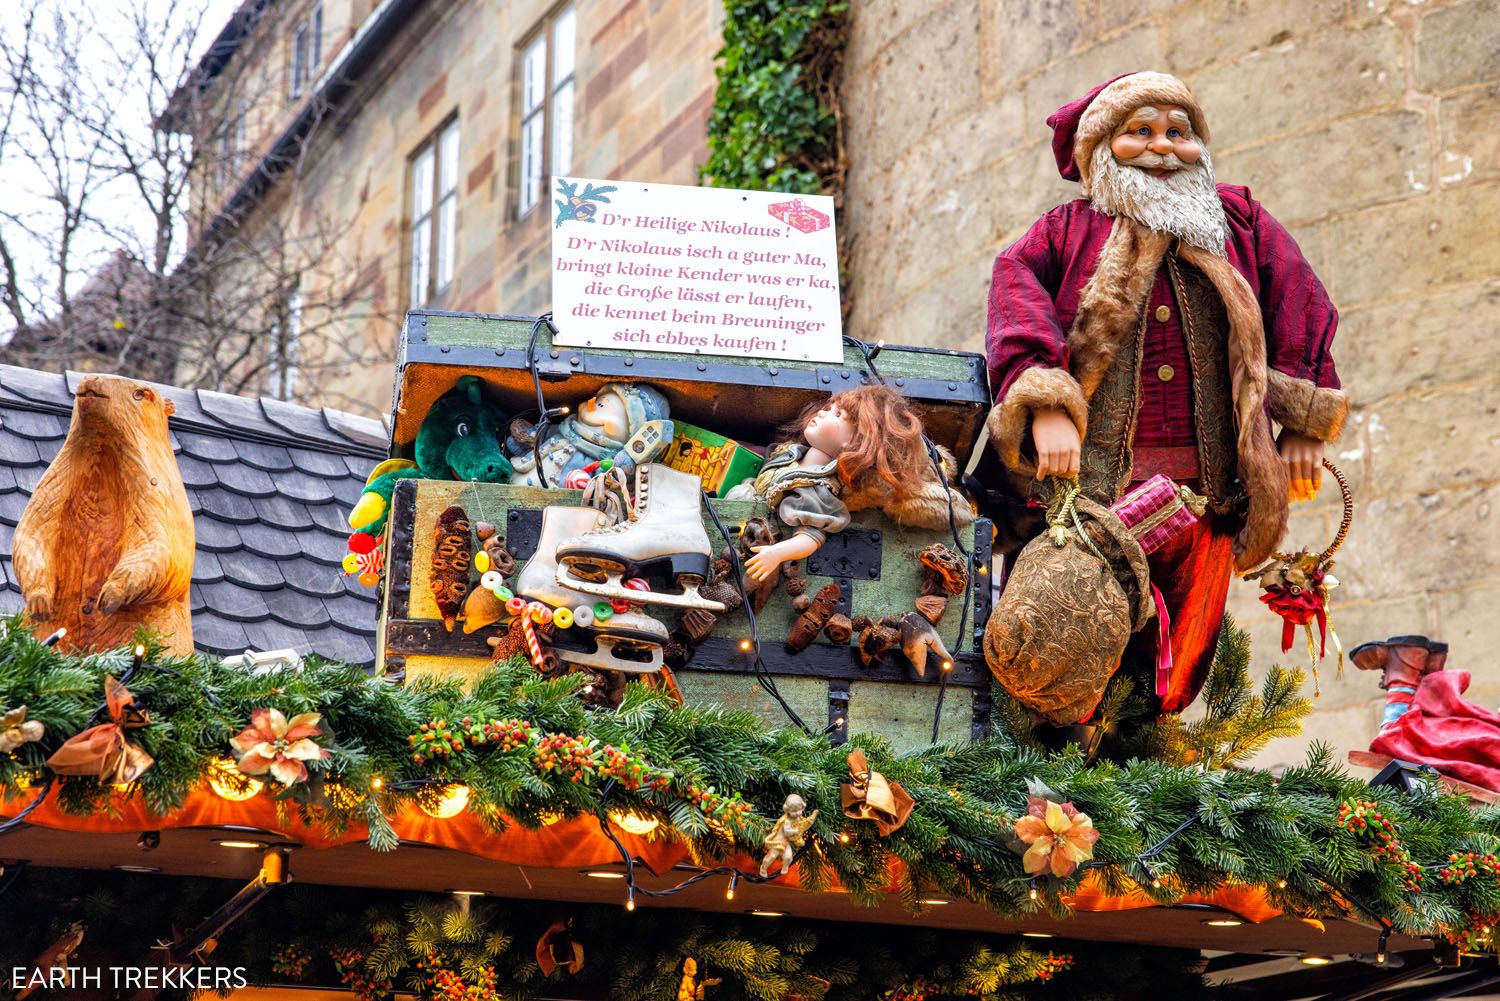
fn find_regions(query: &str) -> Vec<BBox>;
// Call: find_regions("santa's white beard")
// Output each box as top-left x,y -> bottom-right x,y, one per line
1086,142 -> 1228,255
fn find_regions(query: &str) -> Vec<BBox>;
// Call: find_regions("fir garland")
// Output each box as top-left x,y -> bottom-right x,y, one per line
1,870 -> 1210,1001
2,618 -> 1499,944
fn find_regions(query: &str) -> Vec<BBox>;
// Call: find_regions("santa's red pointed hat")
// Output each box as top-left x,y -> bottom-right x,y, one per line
1046,71 -> 1210,185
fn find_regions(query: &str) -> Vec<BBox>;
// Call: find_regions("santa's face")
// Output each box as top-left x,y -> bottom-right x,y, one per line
1087,101 -> 1227,254
1108,104 -> 1201,176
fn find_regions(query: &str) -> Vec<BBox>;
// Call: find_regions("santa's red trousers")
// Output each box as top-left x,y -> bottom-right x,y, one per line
1123,510 -> 1236,715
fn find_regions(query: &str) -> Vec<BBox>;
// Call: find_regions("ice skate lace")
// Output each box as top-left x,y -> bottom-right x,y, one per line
582,466 -> 635,528
585,467 -> 650,534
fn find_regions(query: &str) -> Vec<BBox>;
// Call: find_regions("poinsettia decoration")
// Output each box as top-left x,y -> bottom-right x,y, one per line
231,709 -> 332,785
1013,795 -> 1100,878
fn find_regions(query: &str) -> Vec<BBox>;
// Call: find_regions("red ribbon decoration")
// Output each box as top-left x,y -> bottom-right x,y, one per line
1259,579 -> 1329,659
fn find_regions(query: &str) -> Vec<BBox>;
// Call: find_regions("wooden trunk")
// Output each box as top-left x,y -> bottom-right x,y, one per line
378,479 -> 994,752
377,311 -> 995,751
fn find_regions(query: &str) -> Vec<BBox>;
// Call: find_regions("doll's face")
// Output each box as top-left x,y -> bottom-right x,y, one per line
784,794 -> 806,818
578,391 -> 629,440
1109,104 -> 1202,177
804,402 -> 856,456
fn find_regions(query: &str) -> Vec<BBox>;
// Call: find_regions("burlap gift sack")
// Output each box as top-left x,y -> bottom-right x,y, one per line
984,490 -> 1154,725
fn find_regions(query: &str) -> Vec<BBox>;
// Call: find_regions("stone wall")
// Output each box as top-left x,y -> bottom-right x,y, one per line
214,0 -> 723,413
840,0 -> 1500,766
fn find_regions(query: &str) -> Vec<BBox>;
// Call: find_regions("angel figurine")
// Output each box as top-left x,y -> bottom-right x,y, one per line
738,385 -> 972,583
759,793 -> 819,877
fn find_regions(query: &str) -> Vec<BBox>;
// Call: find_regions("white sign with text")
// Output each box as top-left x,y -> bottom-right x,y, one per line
550,177 -> 843,363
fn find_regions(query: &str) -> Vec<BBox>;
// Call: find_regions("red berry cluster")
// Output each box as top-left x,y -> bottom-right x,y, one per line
1445,912 -> 1500,952
480,718 -> 534,752
1336,800 -> 1424,892
330,948 -> 393,1001
685,782 -> 754,825
408,719 -> 469,764
535,734 -> 601,782
1439,851 -> 1500,885
1036,953 -> 1074,982
430,966 -> 500,1001
270,943 -> 311,979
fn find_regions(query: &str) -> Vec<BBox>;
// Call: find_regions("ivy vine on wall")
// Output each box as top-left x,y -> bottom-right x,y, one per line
701,1 -> 849,198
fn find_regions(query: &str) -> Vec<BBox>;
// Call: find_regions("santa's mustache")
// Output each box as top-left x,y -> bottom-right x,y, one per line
1117,151 -> 1194,171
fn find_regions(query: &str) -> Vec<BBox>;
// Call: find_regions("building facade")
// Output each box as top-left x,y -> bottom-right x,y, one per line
178,0 -> 723,413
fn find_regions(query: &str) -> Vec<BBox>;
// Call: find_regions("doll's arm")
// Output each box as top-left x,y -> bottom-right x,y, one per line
746,533 -> 821,583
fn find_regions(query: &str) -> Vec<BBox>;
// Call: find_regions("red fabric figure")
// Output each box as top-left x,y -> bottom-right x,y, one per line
1370,671 -> 1500,794
984,71 -> 1351,713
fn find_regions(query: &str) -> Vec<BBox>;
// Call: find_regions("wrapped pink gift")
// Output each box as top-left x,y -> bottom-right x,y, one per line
1111,474 -> 1204,554
768,198 -> 830,234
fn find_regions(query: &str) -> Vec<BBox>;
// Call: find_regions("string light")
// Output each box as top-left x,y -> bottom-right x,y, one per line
41,627 -> 67,647
1277,879 -> 1287,888
940,660 -> 953,672
838,832 -> 850,844
417,784 -> 471,819
1028,880 -> 1039,901
726,872 -> 738,901
131,644 -> 146,671
609,810 -> 660,836
370,776 -> 384,790
206,757 -> 263,802
738,639 -> 752,652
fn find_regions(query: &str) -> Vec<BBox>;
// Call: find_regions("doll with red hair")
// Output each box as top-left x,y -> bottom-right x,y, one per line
741,384 -> 972,582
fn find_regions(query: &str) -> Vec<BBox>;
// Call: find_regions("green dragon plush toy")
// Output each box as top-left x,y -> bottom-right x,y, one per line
346,376 -> 512,553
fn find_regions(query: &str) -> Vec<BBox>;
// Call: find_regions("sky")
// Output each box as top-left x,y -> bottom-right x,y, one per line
0,0 -> 243,330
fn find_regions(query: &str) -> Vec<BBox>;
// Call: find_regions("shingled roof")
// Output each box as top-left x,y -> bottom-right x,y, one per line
0,364 -> 388,667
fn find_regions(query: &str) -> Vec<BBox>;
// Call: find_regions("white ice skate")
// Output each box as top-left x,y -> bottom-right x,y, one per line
514,504 -> 668,673
555,463 -> 726,612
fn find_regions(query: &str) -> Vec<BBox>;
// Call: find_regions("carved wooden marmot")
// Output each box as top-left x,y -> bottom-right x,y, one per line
13,375 -> 195,654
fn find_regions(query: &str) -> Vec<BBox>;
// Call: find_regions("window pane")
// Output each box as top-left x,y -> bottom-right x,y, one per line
439,120 -> 460,195
551,8 -> 576,85
522,37 -> 546,114
436,194 -> 456,290
551,80 -> 574,177
520,112 -> 544,214
412,144 -> 435,219
293,26 -> 307,95
311,4 -> 323,69
411,217 -> 431,304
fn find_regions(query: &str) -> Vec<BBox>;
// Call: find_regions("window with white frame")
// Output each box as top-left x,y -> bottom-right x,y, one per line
409,118 -> 460,306
268,287 -> 302,401
517,5 -> 576,217
290,21 -> 308,98
232,99 -> 247,176
310,3 -> 322,70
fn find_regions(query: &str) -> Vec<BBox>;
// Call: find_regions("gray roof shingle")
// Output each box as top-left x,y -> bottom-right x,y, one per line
0,364 -> 388,667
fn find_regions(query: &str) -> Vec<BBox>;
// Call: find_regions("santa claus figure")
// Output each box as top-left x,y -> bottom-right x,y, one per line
985,71 -> 1349,718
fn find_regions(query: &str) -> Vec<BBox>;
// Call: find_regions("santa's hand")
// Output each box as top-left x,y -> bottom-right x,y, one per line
1278,430 -> 1324,503
1031,408 -> 1081,481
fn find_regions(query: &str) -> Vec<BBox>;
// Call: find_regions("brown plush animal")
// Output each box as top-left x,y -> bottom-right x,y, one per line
13,375 -> 194,654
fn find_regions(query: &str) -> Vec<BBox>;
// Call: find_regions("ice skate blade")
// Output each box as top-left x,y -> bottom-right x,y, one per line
553,635 -> 665,674
554,565 -> 726,612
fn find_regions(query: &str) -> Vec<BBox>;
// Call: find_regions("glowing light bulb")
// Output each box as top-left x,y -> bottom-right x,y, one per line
739,639 -> 752,651
370,776 -> 384,790
206,757 -> 263,802
418,783 -> 470,819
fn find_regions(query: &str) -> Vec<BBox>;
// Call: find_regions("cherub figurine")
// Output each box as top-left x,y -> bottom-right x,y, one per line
759,793 -> 818,877
739,385 -> 971,582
